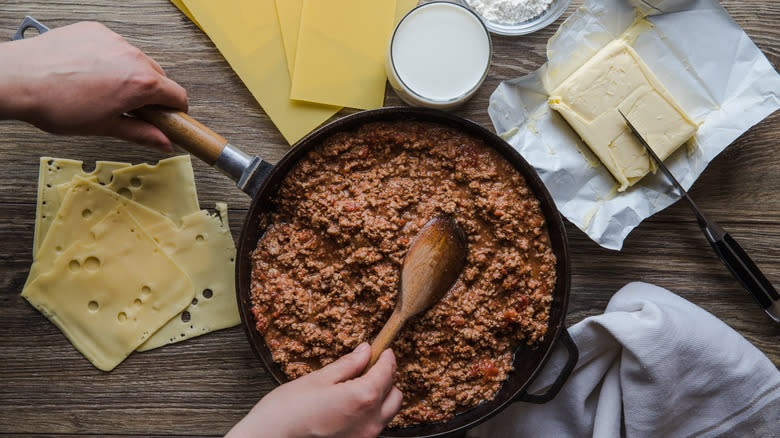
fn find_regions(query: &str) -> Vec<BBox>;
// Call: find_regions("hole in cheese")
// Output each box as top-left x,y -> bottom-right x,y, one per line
83,256 -> 100,272
82,209 -> 92,218
55,246 -> 62,252
191,298 -> 198,306
195,234 -> 205,242
130,177 -> 142,188
202,288 -> 213,299
117,312 -> 127,323
88,301 -> 99,312
68,259 -> 81,272
134,298 -> 142,306
118,187 -> 132,199
181,311 -> 191,323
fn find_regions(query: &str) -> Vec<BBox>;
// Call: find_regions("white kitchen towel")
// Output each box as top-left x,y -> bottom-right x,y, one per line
467,282 -> 780,437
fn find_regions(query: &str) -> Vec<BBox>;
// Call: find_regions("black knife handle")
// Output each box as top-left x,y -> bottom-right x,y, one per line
709,233 -> 780,322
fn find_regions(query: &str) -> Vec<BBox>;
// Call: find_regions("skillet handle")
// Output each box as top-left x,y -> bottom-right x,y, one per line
514,329 -> 578,404
132,106 -> 228,165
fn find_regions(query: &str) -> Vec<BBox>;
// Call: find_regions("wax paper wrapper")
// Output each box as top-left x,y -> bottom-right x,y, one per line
489,0 -> 780,250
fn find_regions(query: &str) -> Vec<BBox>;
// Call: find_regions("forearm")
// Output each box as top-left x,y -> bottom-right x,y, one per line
0,22 -> 187,150
0,39 -> 38,122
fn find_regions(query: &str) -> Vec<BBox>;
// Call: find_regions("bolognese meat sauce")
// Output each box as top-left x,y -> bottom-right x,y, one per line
250,121 -> 556,427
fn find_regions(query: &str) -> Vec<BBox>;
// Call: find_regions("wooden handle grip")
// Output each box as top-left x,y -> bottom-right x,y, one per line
364,310 -> 405,374
132,106 -> 228,165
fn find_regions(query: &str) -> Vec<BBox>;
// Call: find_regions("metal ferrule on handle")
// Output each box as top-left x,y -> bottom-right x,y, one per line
215,145 -> 273,198
130,107 -> 273,199
214,143 -> 253,182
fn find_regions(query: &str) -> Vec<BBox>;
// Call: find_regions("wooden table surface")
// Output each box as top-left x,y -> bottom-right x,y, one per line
1,1 -> 779,436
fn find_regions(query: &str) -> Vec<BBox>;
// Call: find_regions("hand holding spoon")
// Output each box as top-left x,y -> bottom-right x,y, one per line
364,214 -> 468,372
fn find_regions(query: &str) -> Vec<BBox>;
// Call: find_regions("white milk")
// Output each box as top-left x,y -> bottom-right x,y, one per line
387,2 -> 492,109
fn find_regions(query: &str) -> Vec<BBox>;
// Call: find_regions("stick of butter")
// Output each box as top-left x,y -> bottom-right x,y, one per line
549,40 -> 697,191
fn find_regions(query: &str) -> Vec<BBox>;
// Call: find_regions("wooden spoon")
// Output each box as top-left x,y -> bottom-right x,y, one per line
364,214 -> 468,372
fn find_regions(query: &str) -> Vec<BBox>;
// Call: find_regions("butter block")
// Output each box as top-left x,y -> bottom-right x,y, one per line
549,40 -> 697,191
23,206 -> 194,371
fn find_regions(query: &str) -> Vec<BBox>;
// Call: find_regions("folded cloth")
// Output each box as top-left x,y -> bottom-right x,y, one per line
467,282 -> 780,437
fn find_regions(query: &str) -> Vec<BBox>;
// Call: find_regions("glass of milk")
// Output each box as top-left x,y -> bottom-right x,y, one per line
386,1 -> 492,110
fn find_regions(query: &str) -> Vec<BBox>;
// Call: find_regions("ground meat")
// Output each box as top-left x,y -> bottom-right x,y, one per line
250,121 -> 556,428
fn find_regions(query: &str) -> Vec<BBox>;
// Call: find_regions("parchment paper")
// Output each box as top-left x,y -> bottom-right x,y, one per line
488,0 -> 780,249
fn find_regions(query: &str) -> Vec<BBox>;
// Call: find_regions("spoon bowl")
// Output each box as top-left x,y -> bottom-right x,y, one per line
365,214 -> 468,371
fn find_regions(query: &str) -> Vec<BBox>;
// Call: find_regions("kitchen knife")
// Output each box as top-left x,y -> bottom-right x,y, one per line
619,109 -> 780,322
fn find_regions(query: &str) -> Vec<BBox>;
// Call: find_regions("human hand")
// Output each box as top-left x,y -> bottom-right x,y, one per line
0,21 -> 187,152
226,343 -> 403,438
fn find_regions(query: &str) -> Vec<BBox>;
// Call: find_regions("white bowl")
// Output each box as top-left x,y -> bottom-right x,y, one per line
457,0 -> 572,36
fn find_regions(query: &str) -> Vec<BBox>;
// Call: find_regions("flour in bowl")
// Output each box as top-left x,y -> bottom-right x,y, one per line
466,0 -> 554,24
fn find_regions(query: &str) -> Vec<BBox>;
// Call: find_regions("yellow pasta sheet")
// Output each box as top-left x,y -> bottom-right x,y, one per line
181,0 -> 340,144
290,0 -> 397,110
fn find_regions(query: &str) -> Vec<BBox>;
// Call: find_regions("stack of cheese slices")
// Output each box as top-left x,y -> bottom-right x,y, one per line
22,155 -> 239,371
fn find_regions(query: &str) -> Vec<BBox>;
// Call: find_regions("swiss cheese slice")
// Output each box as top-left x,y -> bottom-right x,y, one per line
105,155 -> 200,225
138,208 -> 239,351
548,40 -> 697,191
26,177 -> 175,289
22,206 -> 194,371
34,157 -> 130,257
27,176 -> 240,352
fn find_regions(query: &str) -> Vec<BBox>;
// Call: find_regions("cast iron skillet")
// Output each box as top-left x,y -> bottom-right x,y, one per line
137,106 -> 578,438
12,17 -> 578,438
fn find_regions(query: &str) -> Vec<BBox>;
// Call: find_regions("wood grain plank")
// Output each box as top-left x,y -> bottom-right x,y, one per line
1,0 -> 780,436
